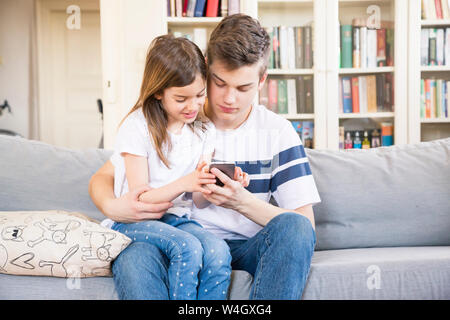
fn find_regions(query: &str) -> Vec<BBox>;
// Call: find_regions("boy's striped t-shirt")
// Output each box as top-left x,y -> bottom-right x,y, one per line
191,105 -> 321,240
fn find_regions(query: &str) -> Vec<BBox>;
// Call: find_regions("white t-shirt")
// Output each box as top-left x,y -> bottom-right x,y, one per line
103,108 -> 215,227
191,105 -> 321,240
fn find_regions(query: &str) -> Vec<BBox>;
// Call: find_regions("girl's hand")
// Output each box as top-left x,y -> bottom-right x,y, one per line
183,161 -> 217,194
234,166 -> 250,188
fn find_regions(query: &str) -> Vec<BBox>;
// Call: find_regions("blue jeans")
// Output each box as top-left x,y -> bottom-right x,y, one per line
112,212 -> 315,300
112,214 -> 231,300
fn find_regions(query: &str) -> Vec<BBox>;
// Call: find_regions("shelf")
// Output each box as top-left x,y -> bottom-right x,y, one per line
421,19 -> 450,27
166,17 -> 223,27
279,113 -> 315,120
339,112 -> 395,119
421,118 -> 450,123
339,0 -> 392,8
258,0 -> 313,10
268,69 -> 314,75
339,67 -> 395,75
421,66 -> 450,72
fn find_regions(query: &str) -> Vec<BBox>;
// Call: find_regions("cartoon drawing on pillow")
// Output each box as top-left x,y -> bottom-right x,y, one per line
81,230 -> 116,262
39,244 -> 79,277
27,218 -> 81,248
10,252 -> 35,270
0,244 -> 8,272
1,225 -> 26,242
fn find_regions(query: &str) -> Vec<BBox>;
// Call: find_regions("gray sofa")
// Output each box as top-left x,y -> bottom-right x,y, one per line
0,135 -> 449,299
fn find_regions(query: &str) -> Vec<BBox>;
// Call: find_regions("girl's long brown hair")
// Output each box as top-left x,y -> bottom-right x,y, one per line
120,35 -> 207,168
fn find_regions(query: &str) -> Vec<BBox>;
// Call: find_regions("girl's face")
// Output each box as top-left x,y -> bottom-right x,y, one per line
156,74 -> 206,131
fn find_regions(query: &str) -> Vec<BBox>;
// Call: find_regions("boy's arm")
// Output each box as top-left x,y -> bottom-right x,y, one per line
88,160 -> 173,223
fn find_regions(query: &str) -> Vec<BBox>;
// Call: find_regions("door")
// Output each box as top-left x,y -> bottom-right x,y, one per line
37,0 -> 102,149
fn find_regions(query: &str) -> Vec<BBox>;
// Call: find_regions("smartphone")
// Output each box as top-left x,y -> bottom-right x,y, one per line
209,162 -> 236,187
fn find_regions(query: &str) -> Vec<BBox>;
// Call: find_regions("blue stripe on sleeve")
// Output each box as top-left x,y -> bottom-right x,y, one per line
276,145 -> 307,167
246,178 -> 271,194
270,162 -> 312,193
235,160 -> 272,175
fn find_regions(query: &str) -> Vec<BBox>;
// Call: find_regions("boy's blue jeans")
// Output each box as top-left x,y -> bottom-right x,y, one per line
112,213 -> 231,300
112,212 -> 316,300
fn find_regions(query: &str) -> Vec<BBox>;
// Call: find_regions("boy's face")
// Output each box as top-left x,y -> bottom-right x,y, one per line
207,59 -> 267,130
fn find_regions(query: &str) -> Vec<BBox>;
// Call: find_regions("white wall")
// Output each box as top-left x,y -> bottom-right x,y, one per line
0,0 -> 34,138
100,0 -> 166,149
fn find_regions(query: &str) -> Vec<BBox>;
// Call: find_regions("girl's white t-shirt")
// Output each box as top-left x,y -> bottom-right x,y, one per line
101,108 -> 215,228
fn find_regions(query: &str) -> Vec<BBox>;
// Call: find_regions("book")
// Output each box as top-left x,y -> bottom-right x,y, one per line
297,76 -> 306,113
267,27 -> 274,69
341,25 -> 353,68
421,28 -> 430,66
277,79 -> 288,114
182,0 -> 189,16
279,26 -> 288,69
194,0 -> 205,17
302,121 -> 314,149
430,78 -> 437,117
304,26 -> 313,68
386,28 -> 394,66
376,29 -> 387,66
376,74 -> 385,112
287,79 -> 297,115
443,0 -> 450,18
437,79 -> 442,118
291,121 -> 303,139
339,76 -> 344,113
351,77 -> 360,113
421,78 -> 425,118
446,28 -> 450,66
425,79 -> 432,118
381,122 -> 393,146
353,27 -> 361,68
176,0 -> 183,17
359,76 -> 368,113
205,0 -> 219,17
295,27 -> 304,69
437,28 -> 445,65
228,0 -> 240,15
268,79 -> 278,113
384,73 -> 393,112
429,28 -> 437,65
436,0 -> 443,19
367,29 -> 377,68
273,27 -> 280,69
186,0 -> 196,17
220,0 -> 228,16
360,26 -> 368,69
366,75 -> 377,113
287,27 -> 296,69
342,77 -> 353,113
304,76 -> 314,113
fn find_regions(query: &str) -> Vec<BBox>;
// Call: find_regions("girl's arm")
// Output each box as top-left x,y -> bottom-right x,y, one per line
125,154 -> 216,204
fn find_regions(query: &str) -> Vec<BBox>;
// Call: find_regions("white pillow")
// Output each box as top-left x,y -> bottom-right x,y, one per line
0,210 -> 131,278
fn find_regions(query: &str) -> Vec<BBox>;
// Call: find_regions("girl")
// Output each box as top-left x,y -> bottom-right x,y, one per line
106,35 -> 248,300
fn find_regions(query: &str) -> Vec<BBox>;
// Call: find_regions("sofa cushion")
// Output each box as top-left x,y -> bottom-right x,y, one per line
0,210 -> 131,277
307,138 -> 450,250
302,246 -> 450,299
0,270 -> 252,300
0,136 -> 112,221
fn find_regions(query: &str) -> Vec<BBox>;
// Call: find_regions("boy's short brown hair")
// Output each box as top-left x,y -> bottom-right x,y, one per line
207,14 -> 271,79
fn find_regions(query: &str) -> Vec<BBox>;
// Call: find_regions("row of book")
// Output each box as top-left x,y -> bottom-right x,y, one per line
340,21 -> 394,69
421,28 -> 450,66
291,121 -> 314,149
167,0 -> 239,17
421,78 -> 450,119
265,26 -> 313,70
340,74 -> 394,114
260,76 -> 314,115
422,0 -> 450,19
338,124 -> 393,150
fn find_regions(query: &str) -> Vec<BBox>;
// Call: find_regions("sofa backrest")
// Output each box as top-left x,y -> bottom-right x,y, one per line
307,138 -> 450,250
0,136 -> 112,222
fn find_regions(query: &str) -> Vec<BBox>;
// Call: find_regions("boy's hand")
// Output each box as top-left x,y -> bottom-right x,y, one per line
184,161 -> 217,194
234,166 -> 250,188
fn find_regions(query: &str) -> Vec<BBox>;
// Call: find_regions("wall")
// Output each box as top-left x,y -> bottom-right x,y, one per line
0,0 -> 35,138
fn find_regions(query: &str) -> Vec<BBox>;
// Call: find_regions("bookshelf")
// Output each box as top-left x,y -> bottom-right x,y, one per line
409,0 -> 450,144
326,0 -> 408,150
254,0 -> 328,149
